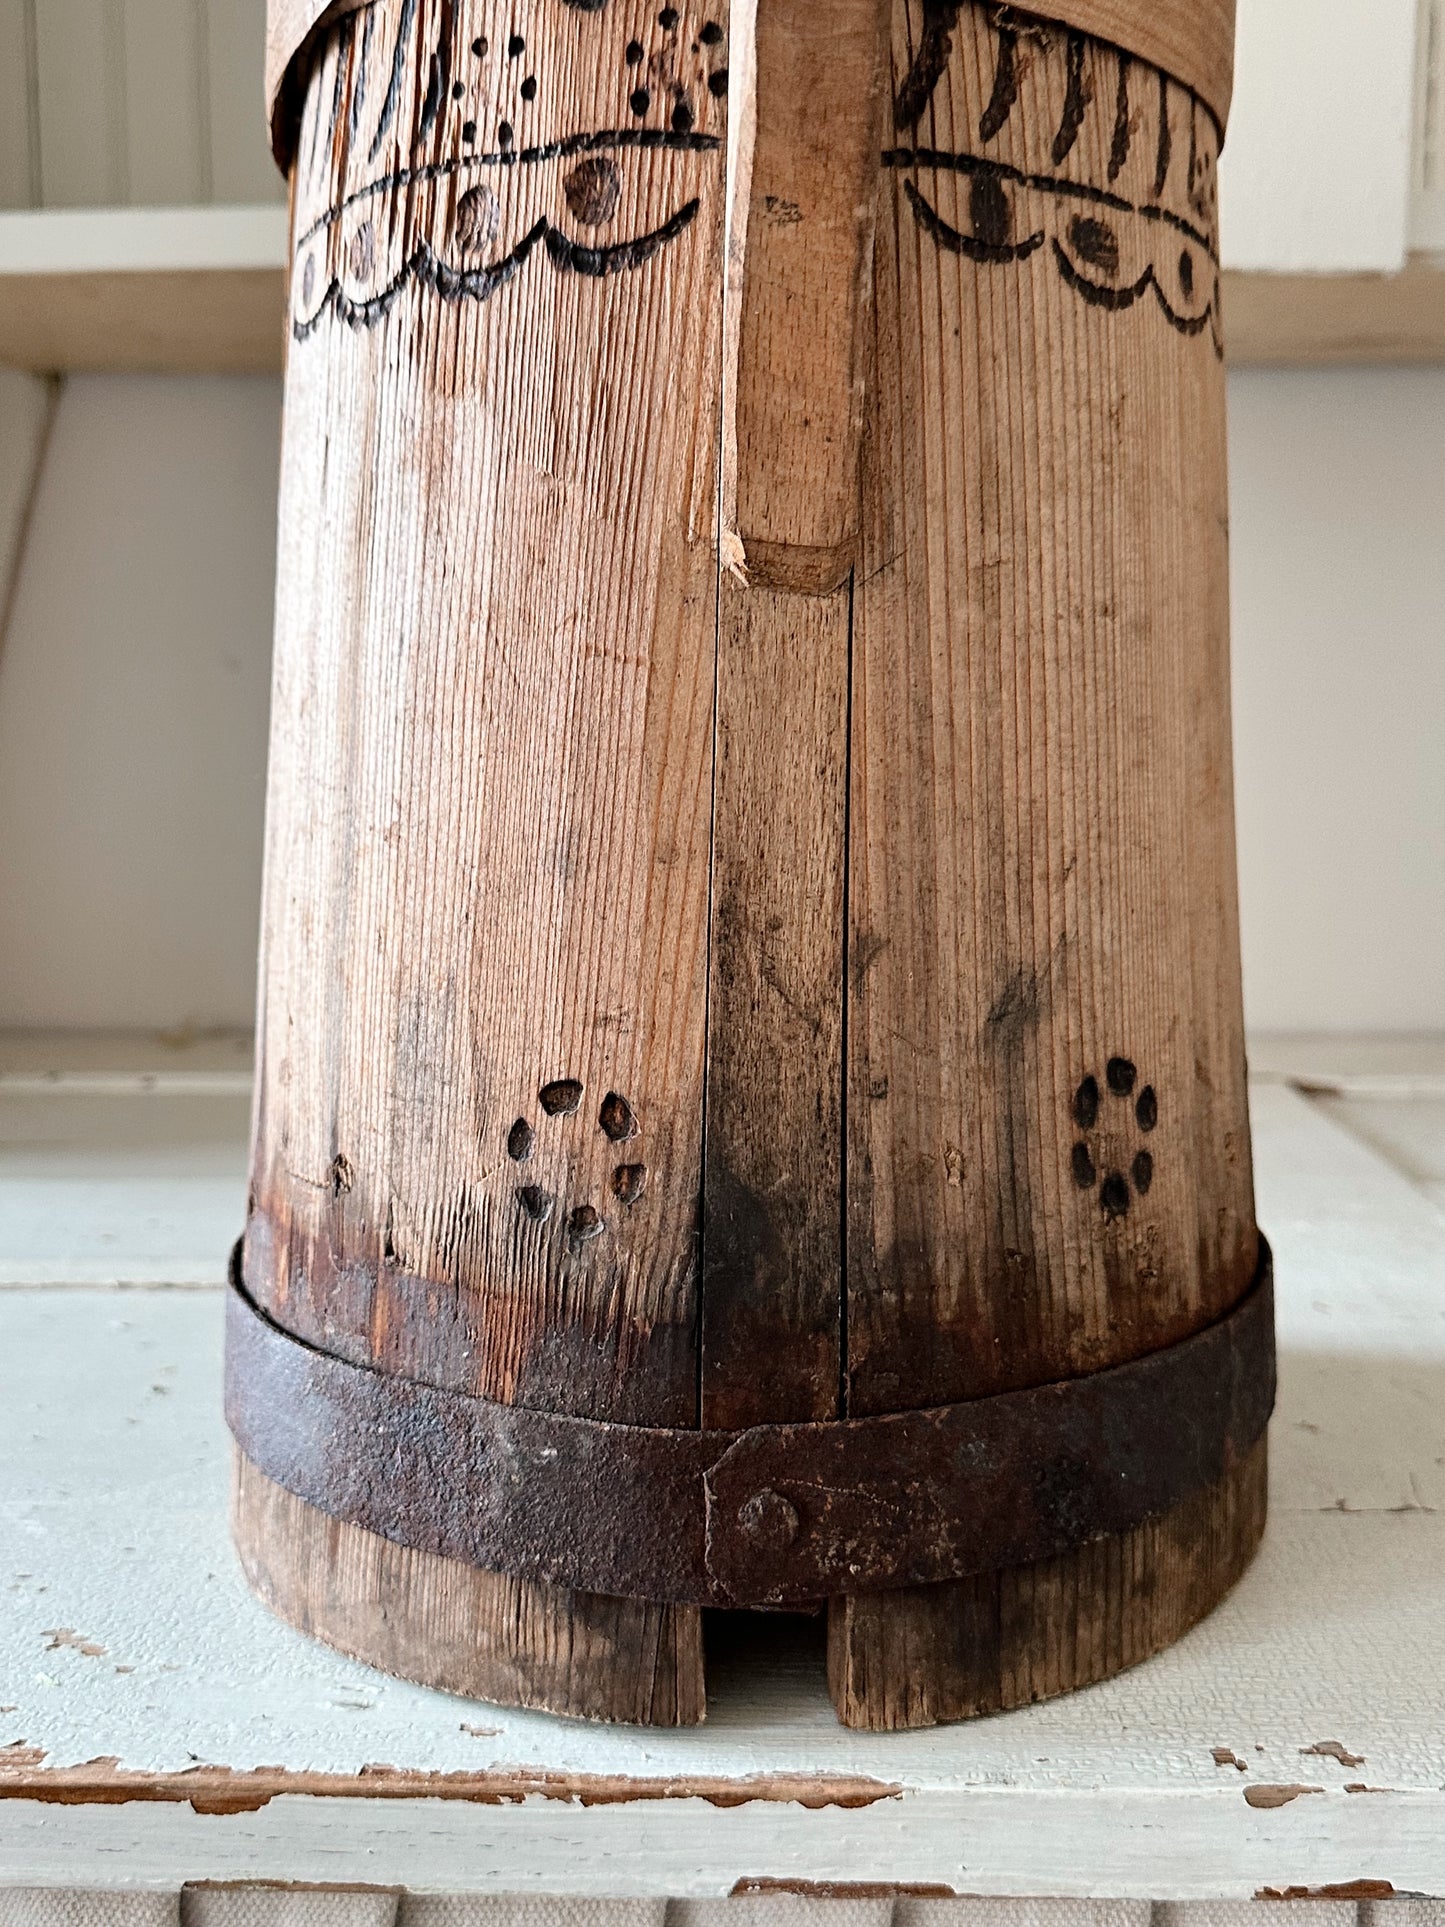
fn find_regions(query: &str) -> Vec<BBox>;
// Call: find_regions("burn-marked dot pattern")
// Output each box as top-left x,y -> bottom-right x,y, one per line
1071,1061 -> 1160,1220
539,1078 -> 584,1116
510,1079 -> 649,1241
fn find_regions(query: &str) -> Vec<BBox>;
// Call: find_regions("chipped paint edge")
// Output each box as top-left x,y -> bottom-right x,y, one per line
3,1783 -> 1445,1896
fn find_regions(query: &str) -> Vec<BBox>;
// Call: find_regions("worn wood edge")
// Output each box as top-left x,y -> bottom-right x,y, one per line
231,1449 -> 707,1729
826,1436 -> 1268,1730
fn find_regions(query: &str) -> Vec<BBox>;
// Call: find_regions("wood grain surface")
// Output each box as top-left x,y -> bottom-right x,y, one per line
239,0 -> 1259,1729
830,0 -> 1256,1724
244,0 -> 734,1721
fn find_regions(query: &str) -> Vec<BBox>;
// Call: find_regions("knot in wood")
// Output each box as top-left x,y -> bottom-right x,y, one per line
737,1488 -> 800,1552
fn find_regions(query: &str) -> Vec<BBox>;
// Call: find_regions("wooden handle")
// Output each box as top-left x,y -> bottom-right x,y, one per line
720,0 -> 892,594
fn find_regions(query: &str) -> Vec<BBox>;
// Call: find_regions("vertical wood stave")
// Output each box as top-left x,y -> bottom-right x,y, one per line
240,0 -> 734,1722
831,0 -> 1259,1727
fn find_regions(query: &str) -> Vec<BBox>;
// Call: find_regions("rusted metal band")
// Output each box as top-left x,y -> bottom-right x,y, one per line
265,0 -> 1235,174
225,1238 -> 1273,1608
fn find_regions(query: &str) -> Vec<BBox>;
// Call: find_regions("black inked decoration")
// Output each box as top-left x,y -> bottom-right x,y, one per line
326,16 -> 351,148
295,198 -> 706,339
349,10 -> 377,142
1153,67 -> 1171,196
626,38 -> 644,62
1179,248 -> 1194,297
296,0 -> 724,348
612,1163 -> 647,1205
902,178 -> 1042,264
970,170 -> 1011,249
540,1078 -> 584,1116
1068,213 -> 1119,278
599,1091 -> 638,1141
507,1116 -> 535,1161
1100,1173 -> 1130,1221
348,221 -> 375,279
1052,33 -> 1088,165
568,1203 -> 605,1244
1108,52 -> 1131,181
700,20 -> 723,43
1071,1060 -> 1161,1219
895,0 -> 962,131
1051,238 -> 1216,337
415,0 -> 455,150
659,6 -> 679,26
518,1185 -> 553,1223
978,26 -> 1018,143
883,124 -> 1222,356
708,69 -> 728,97
564,155 -> 621,225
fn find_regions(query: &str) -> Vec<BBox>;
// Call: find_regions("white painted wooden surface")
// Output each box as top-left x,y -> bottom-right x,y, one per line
0,206 -> 286,275
2,1068 -> 1444,1893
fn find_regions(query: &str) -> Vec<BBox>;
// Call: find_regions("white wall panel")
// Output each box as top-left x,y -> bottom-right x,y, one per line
1230,366 -> 1445,1032
0,0 -> 40,207
0,374 -> 279,1029
204,0 -> 284,205
122,0 -> 209,205
33,0 -> 129,205
1222,0 -> 1418,273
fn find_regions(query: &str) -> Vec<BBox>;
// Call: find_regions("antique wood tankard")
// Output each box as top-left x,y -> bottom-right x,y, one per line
227,0 -> 1274,1728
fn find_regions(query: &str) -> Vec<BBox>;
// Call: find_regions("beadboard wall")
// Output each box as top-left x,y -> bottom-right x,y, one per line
0,364 -> 1440,1037
0,0 -> 283,209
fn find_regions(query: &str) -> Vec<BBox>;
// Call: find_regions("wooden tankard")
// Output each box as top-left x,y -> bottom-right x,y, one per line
227,0 -> 1272,1729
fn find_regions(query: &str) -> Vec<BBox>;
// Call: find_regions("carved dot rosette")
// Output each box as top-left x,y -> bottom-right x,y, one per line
1070,1056 -> 1159,1222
